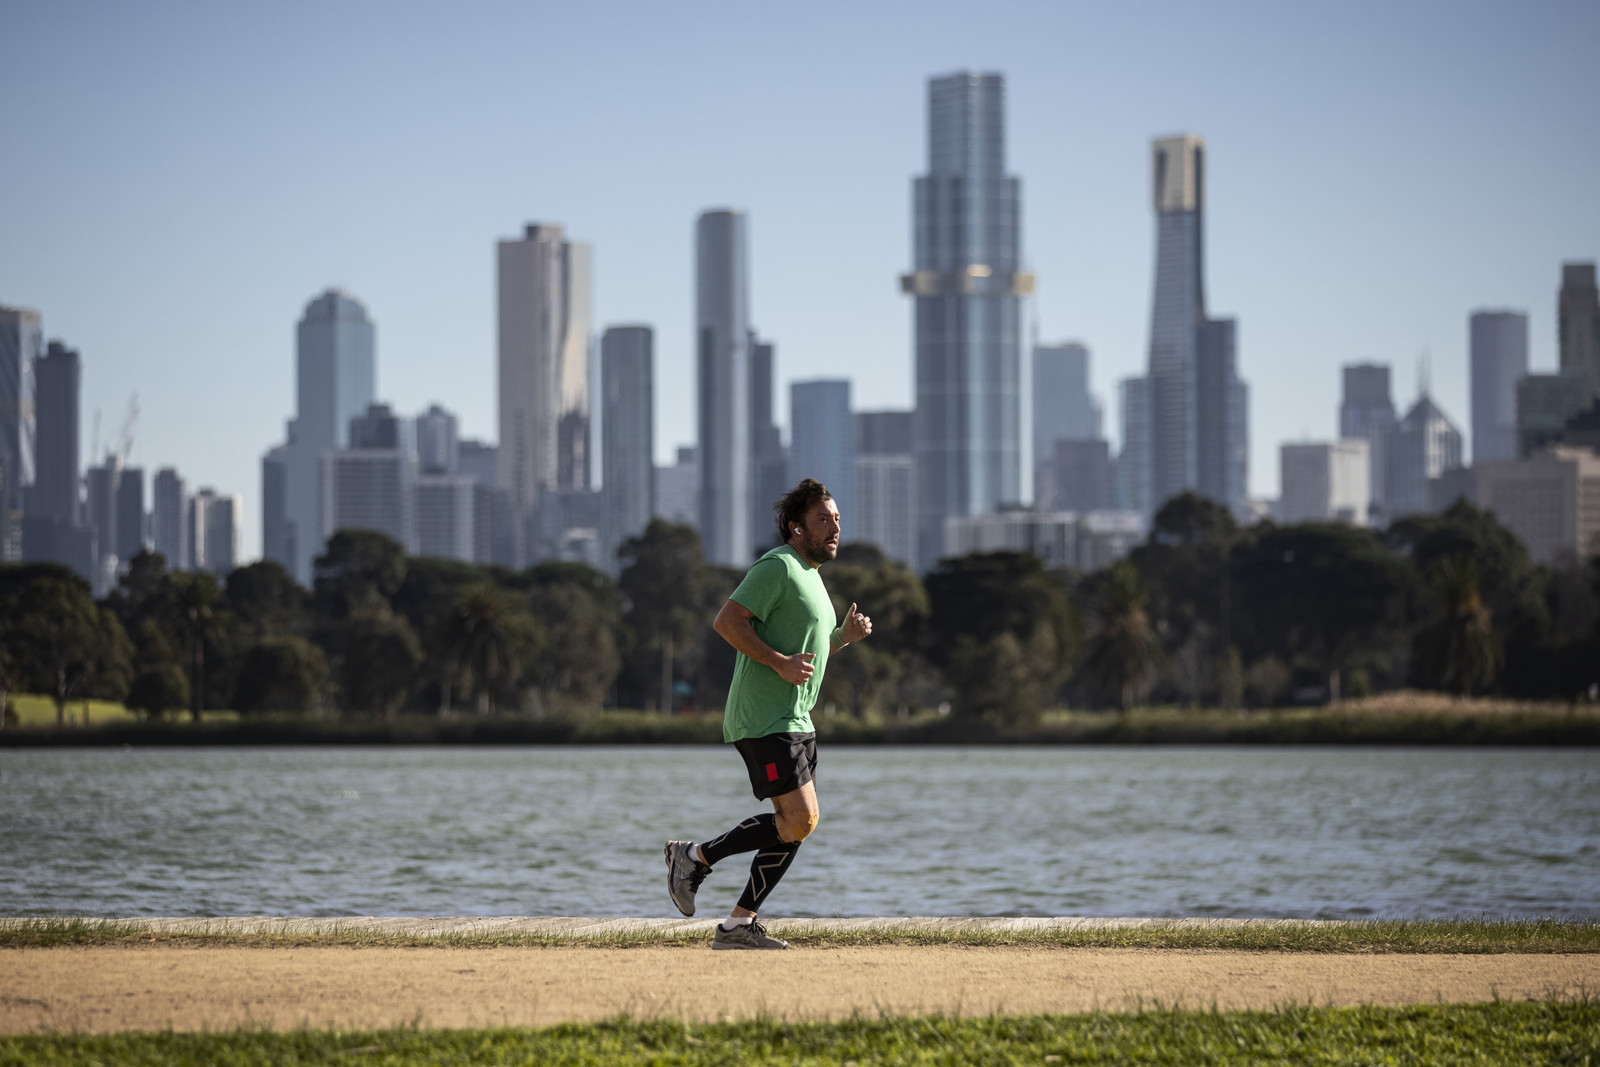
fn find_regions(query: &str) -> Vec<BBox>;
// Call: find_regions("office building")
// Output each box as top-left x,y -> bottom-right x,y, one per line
152,467 -> 188,570
1470,310 -> 1529,464
263,289 -> 377,584
31,339 -> 77,523
84,460 -> 120,594
696,209 -> 750,566
497,222 -> 592,566
1518,373 -> 1589,457
1279,440 -> 1371,525
902,71 -> 1030,570
457,439 -> 498,487
655,446 -> 700,527
1387,394 -> 1464,518
1559,262 -> 1600,402
116,466 -> 145,562
1340,363 -> 1397,517
944,506 -> 1142,571
325,403 -> 415,550
1038,439 -> 1115,513
415,475 -> 490,563
601,325 -> 654,570
1115,376 -> 1149,515
789,380 -> 853,525
415,404 -> 459,475
1032,342 -> 1101,460
1468,448 -> 1600,565
1196,317 -> 1248,517
190,489 -> 240,575
854,410 -> 914,566
0,305 -> 40,559
749,333 -> 787,552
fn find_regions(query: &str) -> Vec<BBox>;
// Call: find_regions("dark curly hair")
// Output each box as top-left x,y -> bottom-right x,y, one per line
775,478 -> 833,544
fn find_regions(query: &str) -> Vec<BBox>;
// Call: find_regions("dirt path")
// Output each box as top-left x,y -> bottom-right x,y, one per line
4,946 -> 1595,1033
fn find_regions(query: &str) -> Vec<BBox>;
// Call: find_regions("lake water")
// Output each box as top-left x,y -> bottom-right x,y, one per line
1,746 -> 1595,920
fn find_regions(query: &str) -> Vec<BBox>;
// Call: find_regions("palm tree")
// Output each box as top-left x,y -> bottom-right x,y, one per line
166,572 -> 227,721
1080,562 -> 1163,712
1412,556 -> 1501,696
434,584 -> 539,714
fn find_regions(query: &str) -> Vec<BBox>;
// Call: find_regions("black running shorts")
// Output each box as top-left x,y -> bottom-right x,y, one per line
733,731 -> 818,800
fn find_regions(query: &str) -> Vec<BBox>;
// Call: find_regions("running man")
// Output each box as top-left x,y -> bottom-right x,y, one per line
664,478 -> 872,950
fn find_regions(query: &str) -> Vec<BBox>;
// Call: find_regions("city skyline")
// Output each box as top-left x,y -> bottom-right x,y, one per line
3,2 -> 1598,563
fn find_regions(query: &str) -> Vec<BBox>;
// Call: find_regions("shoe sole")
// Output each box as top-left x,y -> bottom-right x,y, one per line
712,940 -> 788,950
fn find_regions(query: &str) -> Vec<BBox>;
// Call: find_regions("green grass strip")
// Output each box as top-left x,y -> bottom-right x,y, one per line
1,1001 -> 1596,1065
4,917 -> 1598,953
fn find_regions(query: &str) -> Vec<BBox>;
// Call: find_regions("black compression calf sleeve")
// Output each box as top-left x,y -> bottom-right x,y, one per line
699,813 -> 783,867
736,840 -> 802,913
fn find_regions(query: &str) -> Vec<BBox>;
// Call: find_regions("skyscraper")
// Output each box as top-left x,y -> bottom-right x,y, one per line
1115,376 -> 1150,516
152,467 -> 188,570
903,71 -> 1029,570
1470,310 -> 1529,464
601,325 -> 654,570
1387,394 -> 1464,518
1136,135 -> 1248,521
415,404 -> 459,476
696,209 -> 750,566
190,488 -> 241,575
789,380 -> 854,525
1279,440 -> 1371,525
263,289 -> 377,584
31,340 -> 79,524
1559,262 -> 1600,403
116,466 -> 145,562
1031,342 -> 1102,480
84,460 -> 119,594
854,410 -> 914,566
497,222 -> 593,565
325,404 -> 414,552
749,333 -> 787,552
0,305 -> 40,558
1340,363 -> 1397,518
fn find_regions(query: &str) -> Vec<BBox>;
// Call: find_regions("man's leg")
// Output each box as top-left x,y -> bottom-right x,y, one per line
727,780 -> 819,919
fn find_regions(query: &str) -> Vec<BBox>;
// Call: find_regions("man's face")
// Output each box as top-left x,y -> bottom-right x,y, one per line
793,498 -> 841,565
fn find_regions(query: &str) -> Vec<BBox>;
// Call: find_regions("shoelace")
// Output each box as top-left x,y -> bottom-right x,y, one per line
688,863 -> 709,891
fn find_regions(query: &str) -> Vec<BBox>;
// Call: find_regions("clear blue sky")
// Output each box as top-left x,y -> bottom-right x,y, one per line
4,0 -> 1597,563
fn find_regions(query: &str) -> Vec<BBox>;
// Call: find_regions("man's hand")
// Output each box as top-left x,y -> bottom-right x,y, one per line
776,652 -> 816,686
839,602 -> 872,644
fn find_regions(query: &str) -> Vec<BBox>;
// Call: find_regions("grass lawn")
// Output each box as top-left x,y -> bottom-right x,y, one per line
1,1002 -> 1595,1065
5,917 -> 1598,954
6,692 -> 237,727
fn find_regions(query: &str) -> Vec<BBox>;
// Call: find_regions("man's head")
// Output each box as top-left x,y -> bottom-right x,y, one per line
776,479 -> 840,565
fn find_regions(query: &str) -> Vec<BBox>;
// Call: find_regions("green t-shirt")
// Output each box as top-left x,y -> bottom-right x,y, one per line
722,544 -> 837,742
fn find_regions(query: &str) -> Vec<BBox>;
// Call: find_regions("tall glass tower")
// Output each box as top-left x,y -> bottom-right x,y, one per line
903,71 -> 1030,570
696,209 -> 750,567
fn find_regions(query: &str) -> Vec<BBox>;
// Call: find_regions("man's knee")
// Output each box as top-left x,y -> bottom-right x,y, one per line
777,808 -> 819,843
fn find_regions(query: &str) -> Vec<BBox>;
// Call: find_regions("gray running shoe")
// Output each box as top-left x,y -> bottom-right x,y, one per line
664,840 -> 710,917
712,919 -> 789,951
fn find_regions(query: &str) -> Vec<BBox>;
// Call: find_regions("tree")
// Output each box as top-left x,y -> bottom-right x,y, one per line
521,563 -> 619,711
925,551 -> 1080,721
225,560 -> 306,638
13,568 -> 102,724
233,635 -> 328,714
816,543 -> 931,715
340,610 -> 423,718
617,521 -> 721,711
311,529 -> 408,624
164,571 -> 229,721
432,584 -> 538,714
126,618 -> 188,720
1078,561 -> 1162,711
1412,556 -> 1502,696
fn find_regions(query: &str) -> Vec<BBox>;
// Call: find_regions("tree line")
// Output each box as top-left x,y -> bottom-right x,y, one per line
1,494 -> 1596,727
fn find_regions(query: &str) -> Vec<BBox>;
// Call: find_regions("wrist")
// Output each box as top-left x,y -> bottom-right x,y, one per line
833,626 -> 848,646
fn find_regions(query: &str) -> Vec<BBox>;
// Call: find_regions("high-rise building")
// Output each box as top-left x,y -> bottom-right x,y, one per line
1039,439 -> 1115,513
854,410 -> 914,566
190,488 -> 240,575
1196,317 -> 1248,517
415,404 -> 459,475
151,467 -> 188,570
1279,440 -> 1371,525
1032,342 -> 1101,460
696,209 -> 750,566
1339,363 -> 1397,518
654,445 -> 700,527
263,289 -> 377,584
1468,447 -> 1600,565
457,439 -> 498,487
0,305 -> 41,558
1516,372 -> 1589,457
31,340 -> 79,524
749,333 -> 787,552
1559,262 -> 1600,402
497,222 -> 592,566
116,466 -> 145,562
601,325 -> 654,570
789,380 -> 853,525
1470,310 -> 1529,464
84,460 -> 119,594
903,71 -> 1029,570
415,475 -> 488,563
1136,135 -> 1248,521
1115,376 -> 1149,515
325,403 -> 415,551
1387,394 -> 1464,519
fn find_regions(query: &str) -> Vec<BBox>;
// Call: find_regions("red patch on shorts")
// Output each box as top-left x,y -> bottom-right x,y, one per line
766,762 -> 780,782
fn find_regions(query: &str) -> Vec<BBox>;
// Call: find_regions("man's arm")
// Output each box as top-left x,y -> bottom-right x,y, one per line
713,599 -> 815,686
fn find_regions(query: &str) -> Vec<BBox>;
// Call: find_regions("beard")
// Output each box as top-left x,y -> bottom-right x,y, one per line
801,529 -> 838,565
